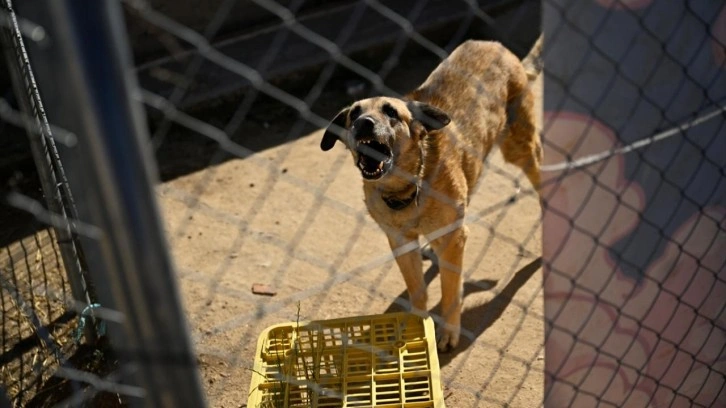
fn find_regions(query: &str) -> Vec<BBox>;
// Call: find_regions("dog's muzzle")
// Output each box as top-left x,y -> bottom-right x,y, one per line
352,117 -> 393,180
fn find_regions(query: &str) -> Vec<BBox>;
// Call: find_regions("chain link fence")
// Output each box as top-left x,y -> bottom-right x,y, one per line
0,0 -> 106,405
0,228 -> 72,406
0,0 -> 724,407
542,1 -> 725,406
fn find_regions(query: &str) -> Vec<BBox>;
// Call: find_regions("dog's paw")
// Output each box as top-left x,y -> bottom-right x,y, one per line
437,326 -> 460,353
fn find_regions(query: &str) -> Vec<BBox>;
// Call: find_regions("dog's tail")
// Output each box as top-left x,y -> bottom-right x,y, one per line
522,34 -> 543,81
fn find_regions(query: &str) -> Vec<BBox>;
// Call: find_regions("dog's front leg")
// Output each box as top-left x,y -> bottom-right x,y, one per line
430,226 -> 467,352
387,234 -> 427,314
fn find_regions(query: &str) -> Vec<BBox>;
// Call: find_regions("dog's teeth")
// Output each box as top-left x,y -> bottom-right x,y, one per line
377,162 -> 383,170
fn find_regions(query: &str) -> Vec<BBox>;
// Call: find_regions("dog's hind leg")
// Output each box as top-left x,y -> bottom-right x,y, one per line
500,72 -> 542,190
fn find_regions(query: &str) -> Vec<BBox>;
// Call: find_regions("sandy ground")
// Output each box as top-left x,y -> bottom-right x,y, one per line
156,70 -> 544,407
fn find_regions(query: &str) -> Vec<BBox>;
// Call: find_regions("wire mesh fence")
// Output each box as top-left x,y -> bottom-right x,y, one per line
0,0 -> 106,405
0,228 -> 72,406
542,1 -> 725,406
0,0 -> 724,407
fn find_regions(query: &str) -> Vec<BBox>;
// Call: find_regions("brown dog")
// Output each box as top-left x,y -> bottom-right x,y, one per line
320,39 -> 542,351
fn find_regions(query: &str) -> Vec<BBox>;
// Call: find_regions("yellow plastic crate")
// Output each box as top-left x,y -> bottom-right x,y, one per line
247,312 -> 445,408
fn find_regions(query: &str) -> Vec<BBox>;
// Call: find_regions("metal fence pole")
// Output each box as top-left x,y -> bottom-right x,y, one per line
0,0 -> 98,342
15,1 -> 207,406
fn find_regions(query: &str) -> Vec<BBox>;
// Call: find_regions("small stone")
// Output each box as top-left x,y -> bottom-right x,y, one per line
251,283 -> 277,296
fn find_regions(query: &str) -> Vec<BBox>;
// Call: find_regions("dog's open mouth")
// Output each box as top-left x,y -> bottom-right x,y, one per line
356,140 -> 392,180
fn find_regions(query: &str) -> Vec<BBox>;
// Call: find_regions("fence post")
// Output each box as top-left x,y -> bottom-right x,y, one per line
0,0 -> 98,343
14,1 -> 207,406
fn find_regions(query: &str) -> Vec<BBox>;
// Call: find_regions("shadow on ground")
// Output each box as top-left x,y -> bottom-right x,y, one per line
24,338 -> 125,408
384,255 -> 542,367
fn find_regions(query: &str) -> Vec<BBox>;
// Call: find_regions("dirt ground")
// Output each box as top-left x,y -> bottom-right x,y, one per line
0,229 -> 73,406
156,63 -> 544,407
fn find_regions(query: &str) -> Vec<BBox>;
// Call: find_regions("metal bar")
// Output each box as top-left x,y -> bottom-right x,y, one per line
14,1 -> 207,406
0,0 -> 97,342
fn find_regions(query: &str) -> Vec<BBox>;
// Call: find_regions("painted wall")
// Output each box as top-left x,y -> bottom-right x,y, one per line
542,1 -> 726,406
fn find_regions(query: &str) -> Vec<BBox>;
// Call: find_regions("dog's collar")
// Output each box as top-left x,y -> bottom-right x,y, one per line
382,142 -> 426,211
382,183 -> 419,211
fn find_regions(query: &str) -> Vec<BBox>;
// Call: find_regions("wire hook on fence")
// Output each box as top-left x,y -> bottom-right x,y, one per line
74,303 -> 106,344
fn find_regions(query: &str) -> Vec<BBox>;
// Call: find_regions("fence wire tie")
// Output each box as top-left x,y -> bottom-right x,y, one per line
74,303 -> 107,344
541,102 -> 726,172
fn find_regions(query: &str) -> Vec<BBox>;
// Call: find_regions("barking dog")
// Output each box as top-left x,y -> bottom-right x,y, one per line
321,39 -> 542,351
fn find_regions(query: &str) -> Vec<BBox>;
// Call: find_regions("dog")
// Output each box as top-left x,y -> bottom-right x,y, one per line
320,38 -> 543,351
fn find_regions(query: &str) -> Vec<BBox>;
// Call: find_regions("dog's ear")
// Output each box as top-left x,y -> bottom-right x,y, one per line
321,107 -> 350,151
407,101 -> 450,131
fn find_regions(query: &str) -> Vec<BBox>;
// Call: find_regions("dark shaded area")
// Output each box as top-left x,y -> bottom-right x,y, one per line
0,129 -> 44,248
25,338 -> 127,408
0,45 -> 47,248
0,312 -> 75,367
124,0 -> 350,66
129,0 -> 541,108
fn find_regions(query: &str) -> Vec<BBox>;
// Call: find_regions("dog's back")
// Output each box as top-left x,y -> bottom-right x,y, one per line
407,40 -> 539,190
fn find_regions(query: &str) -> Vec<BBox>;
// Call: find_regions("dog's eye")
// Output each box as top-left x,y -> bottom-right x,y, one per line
382,104 -> 398,120
349,106 -> 361,122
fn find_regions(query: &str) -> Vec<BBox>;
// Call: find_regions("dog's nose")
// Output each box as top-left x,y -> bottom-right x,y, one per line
352,116 -> 376,138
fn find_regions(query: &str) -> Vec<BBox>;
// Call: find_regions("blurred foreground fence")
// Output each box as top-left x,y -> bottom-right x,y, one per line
1,0 -> 100,405
542,1 -> 725,406
0,0 -> 724,407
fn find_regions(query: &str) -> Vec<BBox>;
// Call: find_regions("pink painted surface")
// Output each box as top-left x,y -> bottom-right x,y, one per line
542,112 -> 726,407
